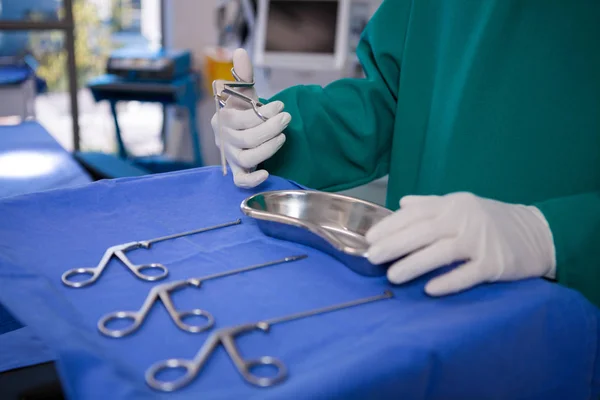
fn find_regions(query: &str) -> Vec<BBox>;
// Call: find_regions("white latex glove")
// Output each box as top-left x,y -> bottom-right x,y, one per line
365,192 -> 557,296
211,48 -> 291,188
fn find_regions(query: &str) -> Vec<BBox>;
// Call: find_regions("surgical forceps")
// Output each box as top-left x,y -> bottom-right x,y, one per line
61,219 -> 241,288
145,290 -> 394,392
213,68 -> 269,175
98,255 -> 307,338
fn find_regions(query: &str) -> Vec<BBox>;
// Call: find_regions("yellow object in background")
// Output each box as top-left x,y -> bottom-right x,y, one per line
203,46 -> 235,95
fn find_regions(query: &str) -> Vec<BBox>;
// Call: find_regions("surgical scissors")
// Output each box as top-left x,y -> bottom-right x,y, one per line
213,68 -> 269,175
98,255 -> 308,338
145,290 -> 394,392
61,219 -> 241,288
213,68 -> 268,122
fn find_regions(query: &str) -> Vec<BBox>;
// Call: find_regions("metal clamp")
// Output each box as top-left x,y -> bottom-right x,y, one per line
212,67 -> 269,175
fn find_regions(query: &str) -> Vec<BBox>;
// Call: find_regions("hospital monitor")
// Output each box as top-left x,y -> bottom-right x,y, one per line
253,0 -> 351,71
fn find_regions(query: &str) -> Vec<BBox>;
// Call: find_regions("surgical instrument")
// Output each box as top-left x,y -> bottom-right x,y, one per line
61,219 -> 242,288
145,290 -> 394,392
213,68 -> 268,175
98,255 -> 307,338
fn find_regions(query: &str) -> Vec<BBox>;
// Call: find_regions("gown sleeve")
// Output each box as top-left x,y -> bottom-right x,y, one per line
535,192 -> 600,307
260,0 -> 412,191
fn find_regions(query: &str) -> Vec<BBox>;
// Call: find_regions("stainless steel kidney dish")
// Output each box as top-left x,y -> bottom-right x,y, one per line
240,190 -> 394,277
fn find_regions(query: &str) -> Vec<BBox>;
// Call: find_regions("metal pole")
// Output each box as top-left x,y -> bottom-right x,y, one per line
0,3 -> 80,151
160,0 -> 168,148
63,0 -> 81,151
160,0 -> 167,48
0,21 -> 72,30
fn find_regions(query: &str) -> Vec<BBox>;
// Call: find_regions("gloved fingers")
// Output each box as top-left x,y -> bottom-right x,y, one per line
225,134 -> 286,170
223,112 -> 291,149
230,163 -> 269,188
233,48 -> 254,82
227,48 -> 257,109
365,205 -> 440,247
424,262 -> 485,296
220,101 -> 284,130
212,112 -> 227,149
227,91 -> 259,110
213,125 -> 221,148
386,238 -> 460,285
367,220 -> 449,265
400,195 -> 443,208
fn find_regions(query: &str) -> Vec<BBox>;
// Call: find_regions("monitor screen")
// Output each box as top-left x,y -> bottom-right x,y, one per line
265,1 -> 339,54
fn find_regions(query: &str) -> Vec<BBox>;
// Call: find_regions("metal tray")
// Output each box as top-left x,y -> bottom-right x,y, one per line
240,190 -> 393,276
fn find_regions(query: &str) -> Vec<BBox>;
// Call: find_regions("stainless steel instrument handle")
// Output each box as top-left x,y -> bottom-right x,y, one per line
97,283 -> 166,338
171,309 -> 215,333
221,325 -> 287,387
116,250 -> 169,282
97,280 -> 197,338
214,67 -> 269,175
97,310 -> 145,338
60,266 -> 102,288
161,287 -> 215,334
146,333 -> 222,392
61,247 -> 114,288
144,290 -> 394,392
62,220 -> 241,288
145,358 -> 199,392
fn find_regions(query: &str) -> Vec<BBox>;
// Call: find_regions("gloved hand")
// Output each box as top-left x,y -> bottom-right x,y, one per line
211,48 -> 291,188
365,192 -> 557,296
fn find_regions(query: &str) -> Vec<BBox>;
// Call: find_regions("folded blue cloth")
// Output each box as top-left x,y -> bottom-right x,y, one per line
0,327 -> 55,373
0,122 -> 91,199
0,302 -> 22,335
0,166 -> 598,399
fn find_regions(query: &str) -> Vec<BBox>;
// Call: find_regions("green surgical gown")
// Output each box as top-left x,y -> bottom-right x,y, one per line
261,0 -> 600,307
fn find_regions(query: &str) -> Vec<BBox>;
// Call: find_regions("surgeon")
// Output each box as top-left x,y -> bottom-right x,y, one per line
212,0 -> 600,307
